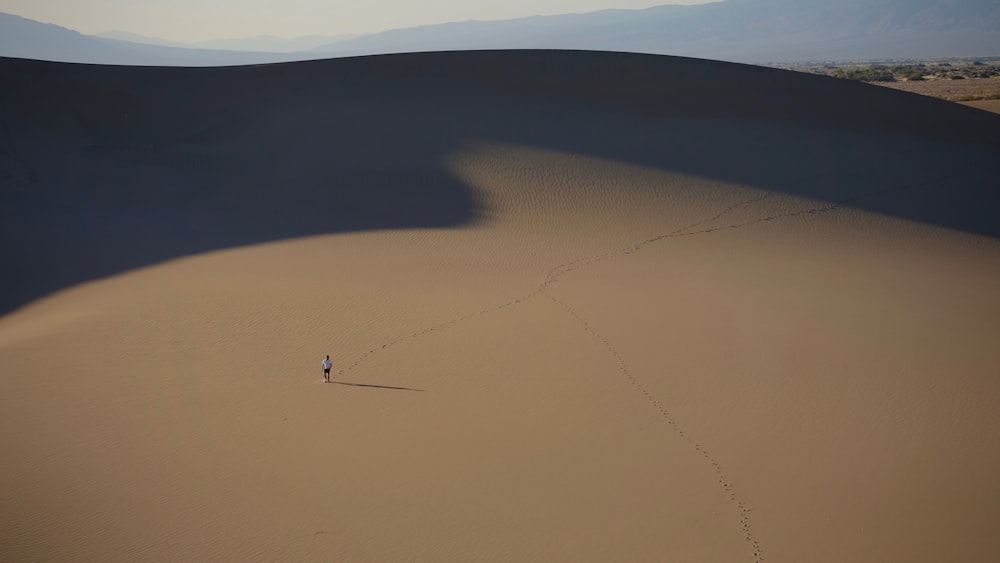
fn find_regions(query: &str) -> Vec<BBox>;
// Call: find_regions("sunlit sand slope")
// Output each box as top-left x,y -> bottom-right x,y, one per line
1,51 -> 999,562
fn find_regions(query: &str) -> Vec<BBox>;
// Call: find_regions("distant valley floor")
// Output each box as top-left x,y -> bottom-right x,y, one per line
775,58 -> 1000,113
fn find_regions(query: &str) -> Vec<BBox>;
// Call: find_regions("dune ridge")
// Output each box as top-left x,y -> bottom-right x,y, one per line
2,50 -> 999,562
3,50 -> 999,318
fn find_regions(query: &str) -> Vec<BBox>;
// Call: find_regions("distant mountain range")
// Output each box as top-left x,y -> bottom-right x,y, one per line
2,0 -> 999,66
312,0 -> 1000,61
95,30 -> 357,53
0,13 -> 312,66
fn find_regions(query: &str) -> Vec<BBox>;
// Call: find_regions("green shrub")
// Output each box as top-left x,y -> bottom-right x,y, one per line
832,65 -> 894,82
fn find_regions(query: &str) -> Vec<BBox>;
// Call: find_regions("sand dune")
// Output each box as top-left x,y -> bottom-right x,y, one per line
1,50 -> 999,562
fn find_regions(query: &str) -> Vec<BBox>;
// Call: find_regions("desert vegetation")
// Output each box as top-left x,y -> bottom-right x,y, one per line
774,58 -> 1000,102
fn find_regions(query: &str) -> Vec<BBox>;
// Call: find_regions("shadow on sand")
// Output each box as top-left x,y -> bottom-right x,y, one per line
1,51 -> 998,316
331,381 -> 424,392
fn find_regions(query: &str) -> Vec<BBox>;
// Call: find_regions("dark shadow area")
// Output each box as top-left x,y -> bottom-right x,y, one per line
1,50 -> 998,316
331,381 -> 424,392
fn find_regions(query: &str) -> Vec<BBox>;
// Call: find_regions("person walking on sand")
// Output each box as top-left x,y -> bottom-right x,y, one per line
322,355 -> 333,383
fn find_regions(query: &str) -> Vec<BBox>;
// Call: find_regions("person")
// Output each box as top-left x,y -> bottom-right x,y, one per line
322,355 -> 333,382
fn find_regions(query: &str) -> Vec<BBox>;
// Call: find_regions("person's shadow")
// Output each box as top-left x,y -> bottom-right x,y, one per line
331,381 -> 424,392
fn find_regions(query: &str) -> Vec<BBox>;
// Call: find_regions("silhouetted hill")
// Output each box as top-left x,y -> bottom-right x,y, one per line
190,34 -> 355,53
95,30 -> 185,48
313,0 -> 1000,62
0,12 -> 309,66
95,29 -> 356,54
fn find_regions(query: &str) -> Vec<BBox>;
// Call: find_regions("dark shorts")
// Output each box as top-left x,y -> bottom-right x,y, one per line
323,368 -> 331,374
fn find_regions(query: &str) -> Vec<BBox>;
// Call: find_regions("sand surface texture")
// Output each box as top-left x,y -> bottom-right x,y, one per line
2,51 -> 999,562
962,98 -> 1000,114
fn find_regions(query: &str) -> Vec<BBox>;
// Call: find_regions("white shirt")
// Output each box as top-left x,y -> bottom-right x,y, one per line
323,358 -> 332,369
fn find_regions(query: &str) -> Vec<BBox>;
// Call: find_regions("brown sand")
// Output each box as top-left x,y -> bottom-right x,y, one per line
881,76 -> 1000,103
962,99 -> 1000,114
1,51 -> 999,562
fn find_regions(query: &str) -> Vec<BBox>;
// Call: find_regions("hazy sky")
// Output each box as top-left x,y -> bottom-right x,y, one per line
2,1 -> 718,42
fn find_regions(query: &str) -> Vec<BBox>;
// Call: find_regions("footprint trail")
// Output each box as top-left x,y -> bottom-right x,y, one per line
333,153 -> 991,561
